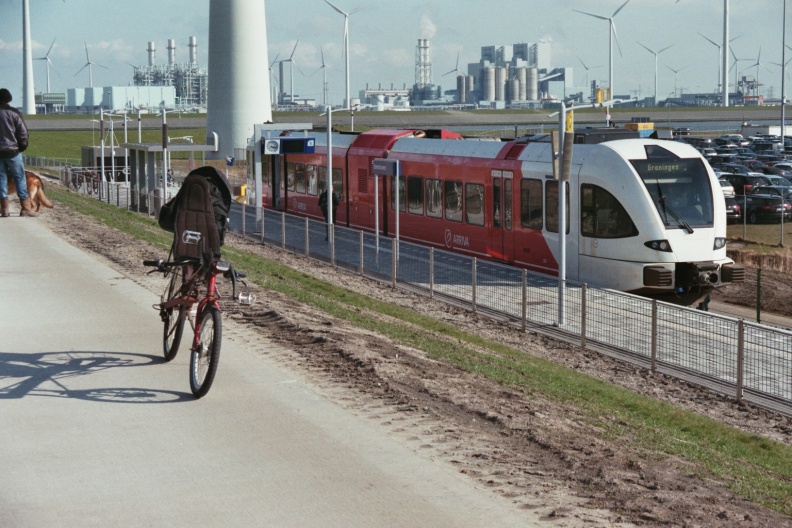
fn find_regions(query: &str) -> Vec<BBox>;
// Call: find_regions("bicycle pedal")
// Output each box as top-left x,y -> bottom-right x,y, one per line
236,291 -> 256,305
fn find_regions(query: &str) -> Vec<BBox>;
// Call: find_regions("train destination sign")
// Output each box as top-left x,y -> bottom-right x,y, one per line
372,158 -> 399,177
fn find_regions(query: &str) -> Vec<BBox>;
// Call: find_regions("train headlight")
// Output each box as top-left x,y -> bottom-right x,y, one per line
644,240 -> 673,252
713,237 -> 726,250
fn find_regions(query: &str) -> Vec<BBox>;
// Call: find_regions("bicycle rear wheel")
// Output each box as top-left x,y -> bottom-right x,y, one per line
162,266 -> 187,361
190,306 -> 222,398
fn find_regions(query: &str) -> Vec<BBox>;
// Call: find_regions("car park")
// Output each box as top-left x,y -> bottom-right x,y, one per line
763,174 -> 792,186
718,133 -> 750,146
724,197 -> 742,223
738,193 -> 792,223
750,185 -> 792,202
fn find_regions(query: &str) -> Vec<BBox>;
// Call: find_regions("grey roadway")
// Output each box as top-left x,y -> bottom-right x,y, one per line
0,218 -> 544,527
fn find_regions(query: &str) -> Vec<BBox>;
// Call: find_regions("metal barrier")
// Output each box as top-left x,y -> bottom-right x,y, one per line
54,172 -> 792,416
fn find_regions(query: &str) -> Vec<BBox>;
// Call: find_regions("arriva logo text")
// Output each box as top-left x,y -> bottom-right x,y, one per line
445,229 -> 470,248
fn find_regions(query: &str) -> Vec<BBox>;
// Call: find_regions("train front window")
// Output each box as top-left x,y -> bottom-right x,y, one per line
581,184 -> 638,238
632,158 -> 714,230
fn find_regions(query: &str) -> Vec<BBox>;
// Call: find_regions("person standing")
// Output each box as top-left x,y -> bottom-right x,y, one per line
0,88 -> 37,217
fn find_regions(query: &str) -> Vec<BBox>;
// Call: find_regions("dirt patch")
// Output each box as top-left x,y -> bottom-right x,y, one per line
36,186 -> 792,527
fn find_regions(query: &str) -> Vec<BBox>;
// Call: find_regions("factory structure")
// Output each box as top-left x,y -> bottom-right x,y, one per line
358,39 -> 574,110
65,36 -> 207,113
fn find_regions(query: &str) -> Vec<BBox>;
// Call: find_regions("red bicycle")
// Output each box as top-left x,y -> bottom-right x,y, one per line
144,230 -> 253,398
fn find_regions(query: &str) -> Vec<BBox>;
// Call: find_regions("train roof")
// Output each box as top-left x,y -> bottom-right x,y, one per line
389,136 -> 509,159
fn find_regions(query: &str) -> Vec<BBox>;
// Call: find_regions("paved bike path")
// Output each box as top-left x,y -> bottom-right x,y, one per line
0,218 -> 549,527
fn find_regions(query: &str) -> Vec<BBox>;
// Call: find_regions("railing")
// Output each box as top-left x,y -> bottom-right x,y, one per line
56,164 -> 792,417
230,203 -> 792,417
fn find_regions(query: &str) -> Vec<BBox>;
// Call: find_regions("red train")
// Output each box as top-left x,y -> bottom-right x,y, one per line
250,128 -> 743,305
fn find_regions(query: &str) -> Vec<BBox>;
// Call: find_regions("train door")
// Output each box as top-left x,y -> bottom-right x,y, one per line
490,172 -> 513,261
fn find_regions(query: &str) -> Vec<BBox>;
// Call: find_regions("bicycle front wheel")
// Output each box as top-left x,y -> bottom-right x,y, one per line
190,306 -> 222,398
162,266 -> 187,361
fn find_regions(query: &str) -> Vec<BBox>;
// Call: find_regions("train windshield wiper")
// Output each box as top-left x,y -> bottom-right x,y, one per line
655,181 -> 694,234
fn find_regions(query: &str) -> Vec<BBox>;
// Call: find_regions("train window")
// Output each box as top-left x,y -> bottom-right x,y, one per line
263,158 -> 272,187
465,183 -> 485,226
545,181 -> 570,234
333,168 -> 343,196
426,179 -> 442,218
632,158 -> 714,228
580,184 -> 639,238
295,163 -> 306,194
520,179 -> 543,230
286,162 -> 295,192
307,164 -> 318,196
445,180 -> 463,222
318,166 -> 327,194
390,175 -> 406,212
493,179 -> 502,229
408,176 -> 424,215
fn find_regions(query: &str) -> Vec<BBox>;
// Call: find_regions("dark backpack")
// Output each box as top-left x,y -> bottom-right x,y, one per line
158,166 -> 232,258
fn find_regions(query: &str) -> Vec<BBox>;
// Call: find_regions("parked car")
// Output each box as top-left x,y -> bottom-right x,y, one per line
738,194 -> 792,223
718,133 -> 750,146
763,175 -> 792,186
750,185 -> 792,201
724,197 -> 742,224
719,173 -> 771,195
718,178 -> 736,198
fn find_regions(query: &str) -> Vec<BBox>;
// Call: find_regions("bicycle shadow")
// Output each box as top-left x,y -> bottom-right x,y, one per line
0,350 -> 193,403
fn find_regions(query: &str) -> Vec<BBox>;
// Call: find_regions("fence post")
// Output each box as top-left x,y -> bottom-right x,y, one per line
391,238 -> 397,288
241,203 -> 246,236
281,212 -> 286,250
429,247 -> 435,299
651,300 -> 658,373
359,231 -> 364,275
581,283 -> 587,350
737,319 -> 745,404
521,269 -> 527,332
471,258 -> 477,314
305,217 -> 310,256
260,207 -> 265,244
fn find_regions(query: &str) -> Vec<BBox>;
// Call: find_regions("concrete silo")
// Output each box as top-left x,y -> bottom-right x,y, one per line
206,0 -> 272,160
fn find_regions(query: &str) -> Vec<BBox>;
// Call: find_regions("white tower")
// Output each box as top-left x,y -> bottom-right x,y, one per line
22,0 -> 36,115
206,0 -> 272,160
415,39 -> 432,88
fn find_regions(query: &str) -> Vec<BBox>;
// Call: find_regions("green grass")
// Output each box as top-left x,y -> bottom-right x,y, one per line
45,184 -> 792,517
27,128 -> 207,161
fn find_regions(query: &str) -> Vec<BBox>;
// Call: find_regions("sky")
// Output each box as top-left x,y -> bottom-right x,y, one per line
0,0 -> 789,107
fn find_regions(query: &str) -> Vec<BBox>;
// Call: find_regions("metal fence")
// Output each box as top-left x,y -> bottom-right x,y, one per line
61,173 -> 792,416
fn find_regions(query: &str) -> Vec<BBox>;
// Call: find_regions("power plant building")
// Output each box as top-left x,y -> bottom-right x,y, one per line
66,86 -> 176,112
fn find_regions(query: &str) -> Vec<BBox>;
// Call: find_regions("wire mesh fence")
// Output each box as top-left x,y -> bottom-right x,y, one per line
58,182 -> 792,416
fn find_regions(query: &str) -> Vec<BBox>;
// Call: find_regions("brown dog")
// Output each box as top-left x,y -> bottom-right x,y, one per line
7,171 -> 54,212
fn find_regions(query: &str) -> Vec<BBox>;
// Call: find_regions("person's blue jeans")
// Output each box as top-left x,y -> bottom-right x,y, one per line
0,154 -> 28,199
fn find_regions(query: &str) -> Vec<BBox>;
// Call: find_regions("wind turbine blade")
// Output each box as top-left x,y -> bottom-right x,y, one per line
350,1 -> 376,15
324,0 -> 347,16
698,33 -> 719,48
658,44 -> 674,54
613,0 -> 631,17
637,42 -> 655,55
612,22 -> 624,57
75,63 -> 89,76
572,9 -> 609,22
84,42 -> 90,61
45,38 -> 56,57
289,40 -> 299,60
577,56 -> 589,70
269,54 -> 280,68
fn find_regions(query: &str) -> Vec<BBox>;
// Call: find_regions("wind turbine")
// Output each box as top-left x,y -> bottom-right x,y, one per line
698,33 -> 741,94
268,54 -> 280,107
666,65 -> 688,98
729,47 -> 752,94
749,47 -> 763,98
35,38 -> 57,93
75,42 -> 108,88
312,48 -> 334,107
324,0 -> 370,109
576,57 -> 601,90
637,42 -> 673,106
573,0 -> 630,99
278,41 -> 302,105
442,52 -> 464,77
